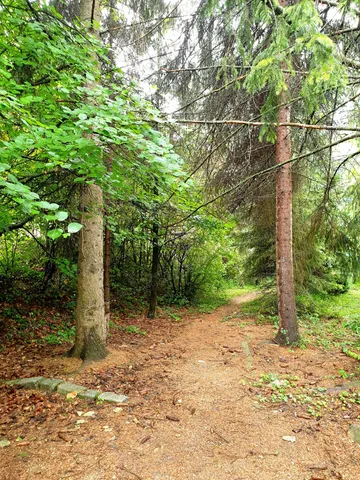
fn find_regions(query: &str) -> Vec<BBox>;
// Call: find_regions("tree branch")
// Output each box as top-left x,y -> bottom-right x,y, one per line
164,133 -> 360,228
174,118 -> 360,132
0,216 -> 34,237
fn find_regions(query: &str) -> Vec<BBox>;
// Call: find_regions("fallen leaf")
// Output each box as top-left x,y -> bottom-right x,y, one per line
0,440 -> 10,448
66,391 -> 77,400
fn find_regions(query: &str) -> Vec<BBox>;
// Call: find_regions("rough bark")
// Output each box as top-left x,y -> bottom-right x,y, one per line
69,0 -> 108,360
70,184 -> 108,359
274,76 -> 300,346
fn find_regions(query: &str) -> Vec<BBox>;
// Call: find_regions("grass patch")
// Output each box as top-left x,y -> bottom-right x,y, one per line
297,284 -> 360,351
250,372 -> 360,418
241,292 -> 278,321
237,285 -> 360,351
223,285 -> 258,299
195,284 -> 257,313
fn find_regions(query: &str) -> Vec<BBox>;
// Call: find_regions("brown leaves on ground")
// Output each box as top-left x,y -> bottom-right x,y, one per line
0,295 -> 360,480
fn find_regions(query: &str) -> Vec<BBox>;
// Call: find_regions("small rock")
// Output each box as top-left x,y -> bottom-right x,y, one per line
78,389 -> 101,400
349,424 -> 360,444
282,436 -> 296,443
10,377 -> 43,389
97,392 -> 128,404
39,378 -> 63,392
0,439 -> 10,448
57,382 -> 86,396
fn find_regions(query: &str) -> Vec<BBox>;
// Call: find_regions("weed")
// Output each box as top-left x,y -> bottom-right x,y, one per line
123,325 -> 146,335
339,369 -> 350,379
43,325 -> 75,345
163,307 -> 182,322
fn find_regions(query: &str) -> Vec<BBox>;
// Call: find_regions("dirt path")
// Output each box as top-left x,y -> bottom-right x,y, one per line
1,294 -> 360,480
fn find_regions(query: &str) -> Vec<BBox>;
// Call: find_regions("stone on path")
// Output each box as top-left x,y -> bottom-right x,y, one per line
3,376 -> 130,404
57,382 -> 86,396
8,377 -> 44,389
97,392 -> 128,404
241,341 -> 252,371
39,378 -> 63,392
78,389 -> 101,400
349,424 -> 360,444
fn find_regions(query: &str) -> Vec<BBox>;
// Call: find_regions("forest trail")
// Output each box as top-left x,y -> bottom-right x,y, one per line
1,293 -> 360,480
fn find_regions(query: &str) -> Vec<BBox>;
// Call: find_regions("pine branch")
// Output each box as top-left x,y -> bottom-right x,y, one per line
101,14 -> 195,35
174,118 -> 360,132
117,0 -> 184,49
164,133 -> 360,228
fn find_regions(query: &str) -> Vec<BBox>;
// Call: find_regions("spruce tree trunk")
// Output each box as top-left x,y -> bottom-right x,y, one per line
274,77 -> 300,346
69,0 -> 108,360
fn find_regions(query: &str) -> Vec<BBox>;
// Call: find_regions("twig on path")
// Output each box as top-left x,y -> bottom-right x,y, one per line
58,432 -> 72,443
61,454 -> 107,478
119,465 -> 143,480
142,415 -> 167,421
210,427 -> 230,444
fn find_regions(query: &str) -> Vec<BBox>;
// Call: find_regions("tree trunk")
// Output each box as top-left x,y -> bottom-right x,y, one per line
274,73 -> 300,346
71,185 -> 108,359
104,155 -> 113,331
69,0 -> 108,360
104,223 -> 111,329
147,219 -> 160,318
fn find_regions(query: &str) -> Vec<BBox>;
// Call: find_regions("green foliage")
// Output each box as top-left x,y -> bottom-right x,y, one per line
251,371 -> 360,417
243,0 -> 347,138
123,325 -> 147,335
43,325 -> 75,345
0,0 -> 186,239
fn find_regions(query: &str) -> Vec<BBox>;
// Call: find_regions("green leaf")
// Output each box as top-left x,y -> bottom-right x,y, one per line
36,201 -> 59,211
67,222 -> 82,233
55,211 -> 68,221
0,163 -> 10,173
47,228 -> 63,239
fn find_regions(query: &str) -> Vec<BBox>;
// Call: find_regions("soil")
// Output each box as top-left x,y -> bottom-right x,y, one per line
1,293 -> 360,480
